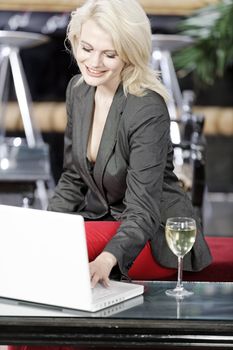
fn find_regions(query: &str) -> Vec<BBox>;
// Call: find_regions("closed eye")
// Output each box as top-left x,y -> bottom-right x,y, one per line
105,53 -> 117,59
82,46 -> 92,53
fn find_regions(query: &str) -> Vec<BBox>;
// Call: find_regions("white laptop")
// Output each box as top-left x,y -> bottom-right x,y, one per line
0,294 -> 144,317
0,205 -> 144,312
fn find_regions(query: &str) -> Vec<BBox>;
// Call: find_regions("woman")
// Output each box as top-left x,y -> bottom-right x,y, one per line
48,0 -> 212,288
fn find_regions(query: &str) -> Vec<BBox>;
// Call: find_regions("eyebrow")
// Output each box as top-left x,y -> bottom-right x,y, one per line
80,40 -> 118,55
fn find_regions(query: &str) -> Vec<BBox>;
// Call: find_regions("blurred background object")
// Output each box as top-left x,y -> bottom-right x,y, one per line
0,0 -> 221,14
0,29 -> 53,209
171,0 -> 233,235
173,0 -> 233,86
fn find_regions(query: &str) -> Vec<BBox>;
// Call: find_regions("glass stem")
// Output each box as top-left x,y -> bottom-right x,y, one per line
177,256 -> 184,290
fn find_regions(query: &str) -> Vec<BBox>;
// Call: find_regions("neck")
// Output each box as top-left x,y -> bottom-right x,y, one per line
96,79 -> 121,100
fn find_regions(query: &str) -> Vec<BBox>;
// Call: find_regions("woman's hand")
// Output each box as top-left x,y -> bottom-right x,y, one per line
89,252 -> 117,288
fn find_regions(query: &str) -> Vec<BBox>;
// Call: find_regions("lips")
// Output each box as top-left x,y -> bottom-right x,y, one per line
86,66 -> 106,77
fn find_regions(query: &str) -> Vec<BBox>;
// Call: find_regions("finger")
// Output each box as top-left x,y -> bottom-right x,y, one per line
91,273 -> 100,288
89,262 -> 94,275
102,277 -> 110,288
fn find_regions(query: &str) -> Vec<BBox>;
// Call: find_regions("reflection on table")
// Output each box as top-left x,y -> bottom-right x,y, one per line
0,281 -> 232,347
0,281 -> 232,320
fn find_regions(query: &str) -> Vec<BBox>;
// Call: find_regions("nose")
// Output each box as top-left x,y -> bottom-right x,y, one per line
89,51 -> 102,67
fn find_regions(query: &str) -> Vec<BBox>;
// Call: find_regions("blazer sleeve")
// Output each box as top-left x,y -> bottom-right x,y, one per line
48,77 -> 88,213
104,93 -> 171,275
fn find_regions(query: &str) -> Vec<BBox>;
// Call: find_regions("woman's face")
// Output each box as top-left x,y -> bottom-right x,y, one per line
76,19 -> 125,92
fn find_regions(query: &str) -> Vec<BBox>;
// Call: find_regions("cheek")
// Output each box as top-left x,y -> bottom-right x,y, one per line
76,48 -> 88,63
104,60 -> 124,73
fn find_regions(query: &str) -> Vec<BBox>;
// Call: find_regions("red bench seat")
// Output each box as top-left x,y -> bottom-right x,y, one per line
85,222 -> 233,282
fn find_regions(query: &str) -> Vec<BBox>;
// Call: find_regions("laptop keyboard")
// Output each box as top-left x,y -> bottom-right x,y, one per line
92,283 -> 117,300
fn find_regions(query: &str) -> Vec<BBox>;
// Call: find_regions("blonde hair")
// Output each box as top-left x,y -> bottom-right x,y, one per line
67,0 -> 169,100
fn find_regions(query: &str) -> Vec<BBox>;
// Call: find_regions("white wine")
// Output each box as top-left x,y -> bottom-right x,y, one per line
165,226 -> 196,257
165,217 -> 196,297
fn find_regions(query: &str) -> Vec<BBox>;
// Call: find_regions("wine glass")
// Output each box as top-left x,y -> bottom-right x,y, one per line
165,217 -> 196,297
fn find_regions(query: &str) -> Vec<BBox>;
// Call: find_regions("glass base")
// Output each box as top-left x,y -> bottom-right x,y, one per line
165,286 -> 193,298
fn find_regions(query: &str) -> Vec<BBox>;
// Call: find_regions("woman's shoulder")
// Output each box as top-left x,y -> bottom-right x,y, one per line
66,74 -> 92,99
128,89 -> 166,106
125,89 -> 169,121
67,74 -> 83,91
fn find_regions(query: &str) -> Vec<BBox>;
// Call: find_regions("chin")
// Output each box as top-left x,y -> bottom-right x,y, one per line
83,76 -> 105,87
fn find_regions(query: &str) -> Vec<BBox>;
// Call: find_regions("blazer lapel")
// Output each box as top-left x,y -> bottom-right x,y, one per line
93,85 -> 126,196
74,83 -> 95,184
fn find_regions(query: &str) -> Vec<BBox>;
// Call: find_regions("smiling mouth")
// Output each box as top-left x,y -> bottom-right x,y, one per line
86,66 -> 106,76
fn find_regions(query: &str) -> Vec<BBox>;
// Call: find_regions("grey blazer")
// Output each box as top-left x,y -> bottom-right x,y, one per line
48,75 -> 212,276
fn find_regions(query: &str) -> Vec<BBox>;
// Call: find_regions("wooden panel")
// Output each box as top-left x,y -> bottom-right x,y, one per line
0,0 -> 219,15
4,102 -> 233,135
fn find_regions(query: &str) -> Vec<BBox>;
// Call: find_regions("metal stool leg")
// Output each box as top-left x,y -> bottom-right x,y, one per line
161,51 -> 183,113
36,180 -> 49,210
0,49 -> 10,143
151,49 -> 181,145
9,48 -> 43,147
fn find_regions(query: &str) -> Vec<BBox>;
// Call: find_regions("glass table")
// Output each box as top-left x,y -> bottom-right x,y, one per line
0,281 -> 233,348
